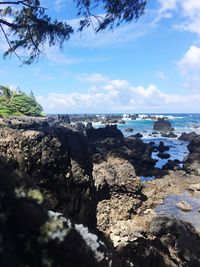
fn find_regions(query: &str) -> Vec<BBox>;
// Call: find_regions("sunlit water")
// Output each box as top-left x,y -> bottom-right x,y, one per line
155,192 -> 200,229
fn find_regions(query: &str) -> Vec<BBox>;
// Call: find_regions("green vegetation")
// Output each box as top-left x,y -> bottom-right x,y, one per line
0,86 -> 43,117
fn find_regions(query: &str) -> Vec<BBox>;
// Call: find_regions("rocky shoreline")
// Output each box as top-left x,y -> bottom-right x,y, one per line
1,115 -> 200,267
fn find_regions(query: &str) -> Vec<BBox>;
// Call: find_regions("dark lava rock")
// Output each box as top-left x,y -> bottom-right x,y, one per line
0,123 -> 96,228
157,152 -> 171,159
0,159 -> 120,267
152,131 -> 159,135
86,125 -> 124,141
153,119 -> 174,132
162,159 -> 182,170
56,114 -> 70,124
161,132 -> 177,138
132,133 -> 143,138
85,122 -> 93,130
179,132 -> 198,142
125,128 -> 134,132
149,216 -> 200,266
184,135 -> 200,175
72,122 -> 86,132
118,120 -> 125,124
157,141 -> 170,153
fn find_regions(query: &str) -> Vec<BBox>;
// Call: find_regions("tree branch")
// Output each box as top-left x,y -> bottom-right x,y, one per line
0,18 -> 26,28
0,22 -> 24,63
0,1 -> 46,9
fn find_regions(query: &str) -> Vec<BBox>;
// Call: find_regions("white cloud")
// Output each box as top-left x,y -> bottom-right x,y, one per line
178,45 -> 200,73
157,0 -> 177,20
76,73 -> 109,83
37,77 -> 200,113
157,0 -> 200,36
178,45 -> 200,90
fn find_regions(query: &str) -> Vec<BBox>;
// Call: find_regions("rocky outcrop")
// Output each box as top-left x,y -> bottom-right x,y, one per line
161,132 -> 177,138
178,132 -> 198,142
86,125 -> 124,141
108,213 -> 200,267
0,159 -> 121,267
93,156 -> 146,233
162,159 -> 181,171
124,128 -> 134,132
184,135 -> 200,175
153,119 -> 174,132
132,133 -> 143,138
87,126 -> 156,177
0,120 -> 96,228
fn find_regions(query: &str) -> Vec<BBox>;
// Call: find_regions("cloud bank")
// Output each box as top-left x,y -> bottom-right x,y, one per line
37,77 -> 200,114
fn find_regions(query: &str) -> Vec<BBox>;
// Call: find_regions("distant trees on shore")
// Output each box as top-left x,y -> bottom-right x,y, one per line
0,86 -> 43,116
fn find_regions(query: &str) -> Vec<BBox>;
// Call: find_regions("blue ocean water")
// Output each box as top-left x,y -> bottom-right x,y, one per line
118,113 -> 200,137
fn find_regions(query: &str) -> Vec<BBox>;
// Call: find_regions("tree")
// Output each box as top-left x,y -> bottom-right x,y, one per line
0,86 -> 43,116
9,92 -> 43,116
0,85 -> 13,100
0,0 -> 146,64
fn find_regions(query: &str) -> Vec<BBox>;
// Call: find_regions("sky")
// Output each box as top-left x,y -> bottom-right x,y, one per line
1,0 -> 200,114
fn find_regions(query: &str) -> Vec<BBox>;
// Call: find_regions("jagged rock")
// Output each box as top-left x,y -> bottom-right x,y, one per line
0,159 -> 120,267
87,127 -> 156,177
184,135 -> 200,175
149,216 -> 200,266
124,128 -> 134,132
162,160 -> 182,171
85,122 -> 93,130
72,122 -> 86,132
118,120 -> 125,124
93,156 -> 146,232
157,152 -> 170,159
179,132 -> 198,142
161,132 -> 177,138
153,119 -> 174,132
0,121 -> 96,228
157,141 -> 170,153
86,125 -> 124,141
132,133 -> 143,138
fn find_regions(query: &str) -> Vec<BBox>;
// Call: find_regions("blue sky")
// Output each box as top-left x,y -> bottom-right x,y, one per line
1,0 -> 200,113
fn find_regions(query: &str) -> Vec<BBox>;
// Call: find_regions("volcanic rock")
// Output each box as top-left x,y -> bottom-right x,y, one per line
0,159 -> 120,267
153,119 -> 174,132
178,132 -> 198,142
0,120 -> 96,228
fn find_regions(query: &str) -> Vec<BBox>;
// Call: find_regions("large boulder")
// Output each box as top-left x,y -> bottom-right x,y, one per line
114,215 -> 200,267
178,132 -> 198,142
153,119 -> 173,132
0,120 -> 96,228
87,127 -> 156,177
184,135 -> 200,175
86,125 -> 124,141
93,156 -> 146,232
0,159 -> 121,267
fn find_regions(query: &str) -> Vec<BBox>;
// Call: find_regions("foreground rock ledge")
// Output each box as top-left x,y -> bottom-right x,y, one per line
0,120 -> 96,228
